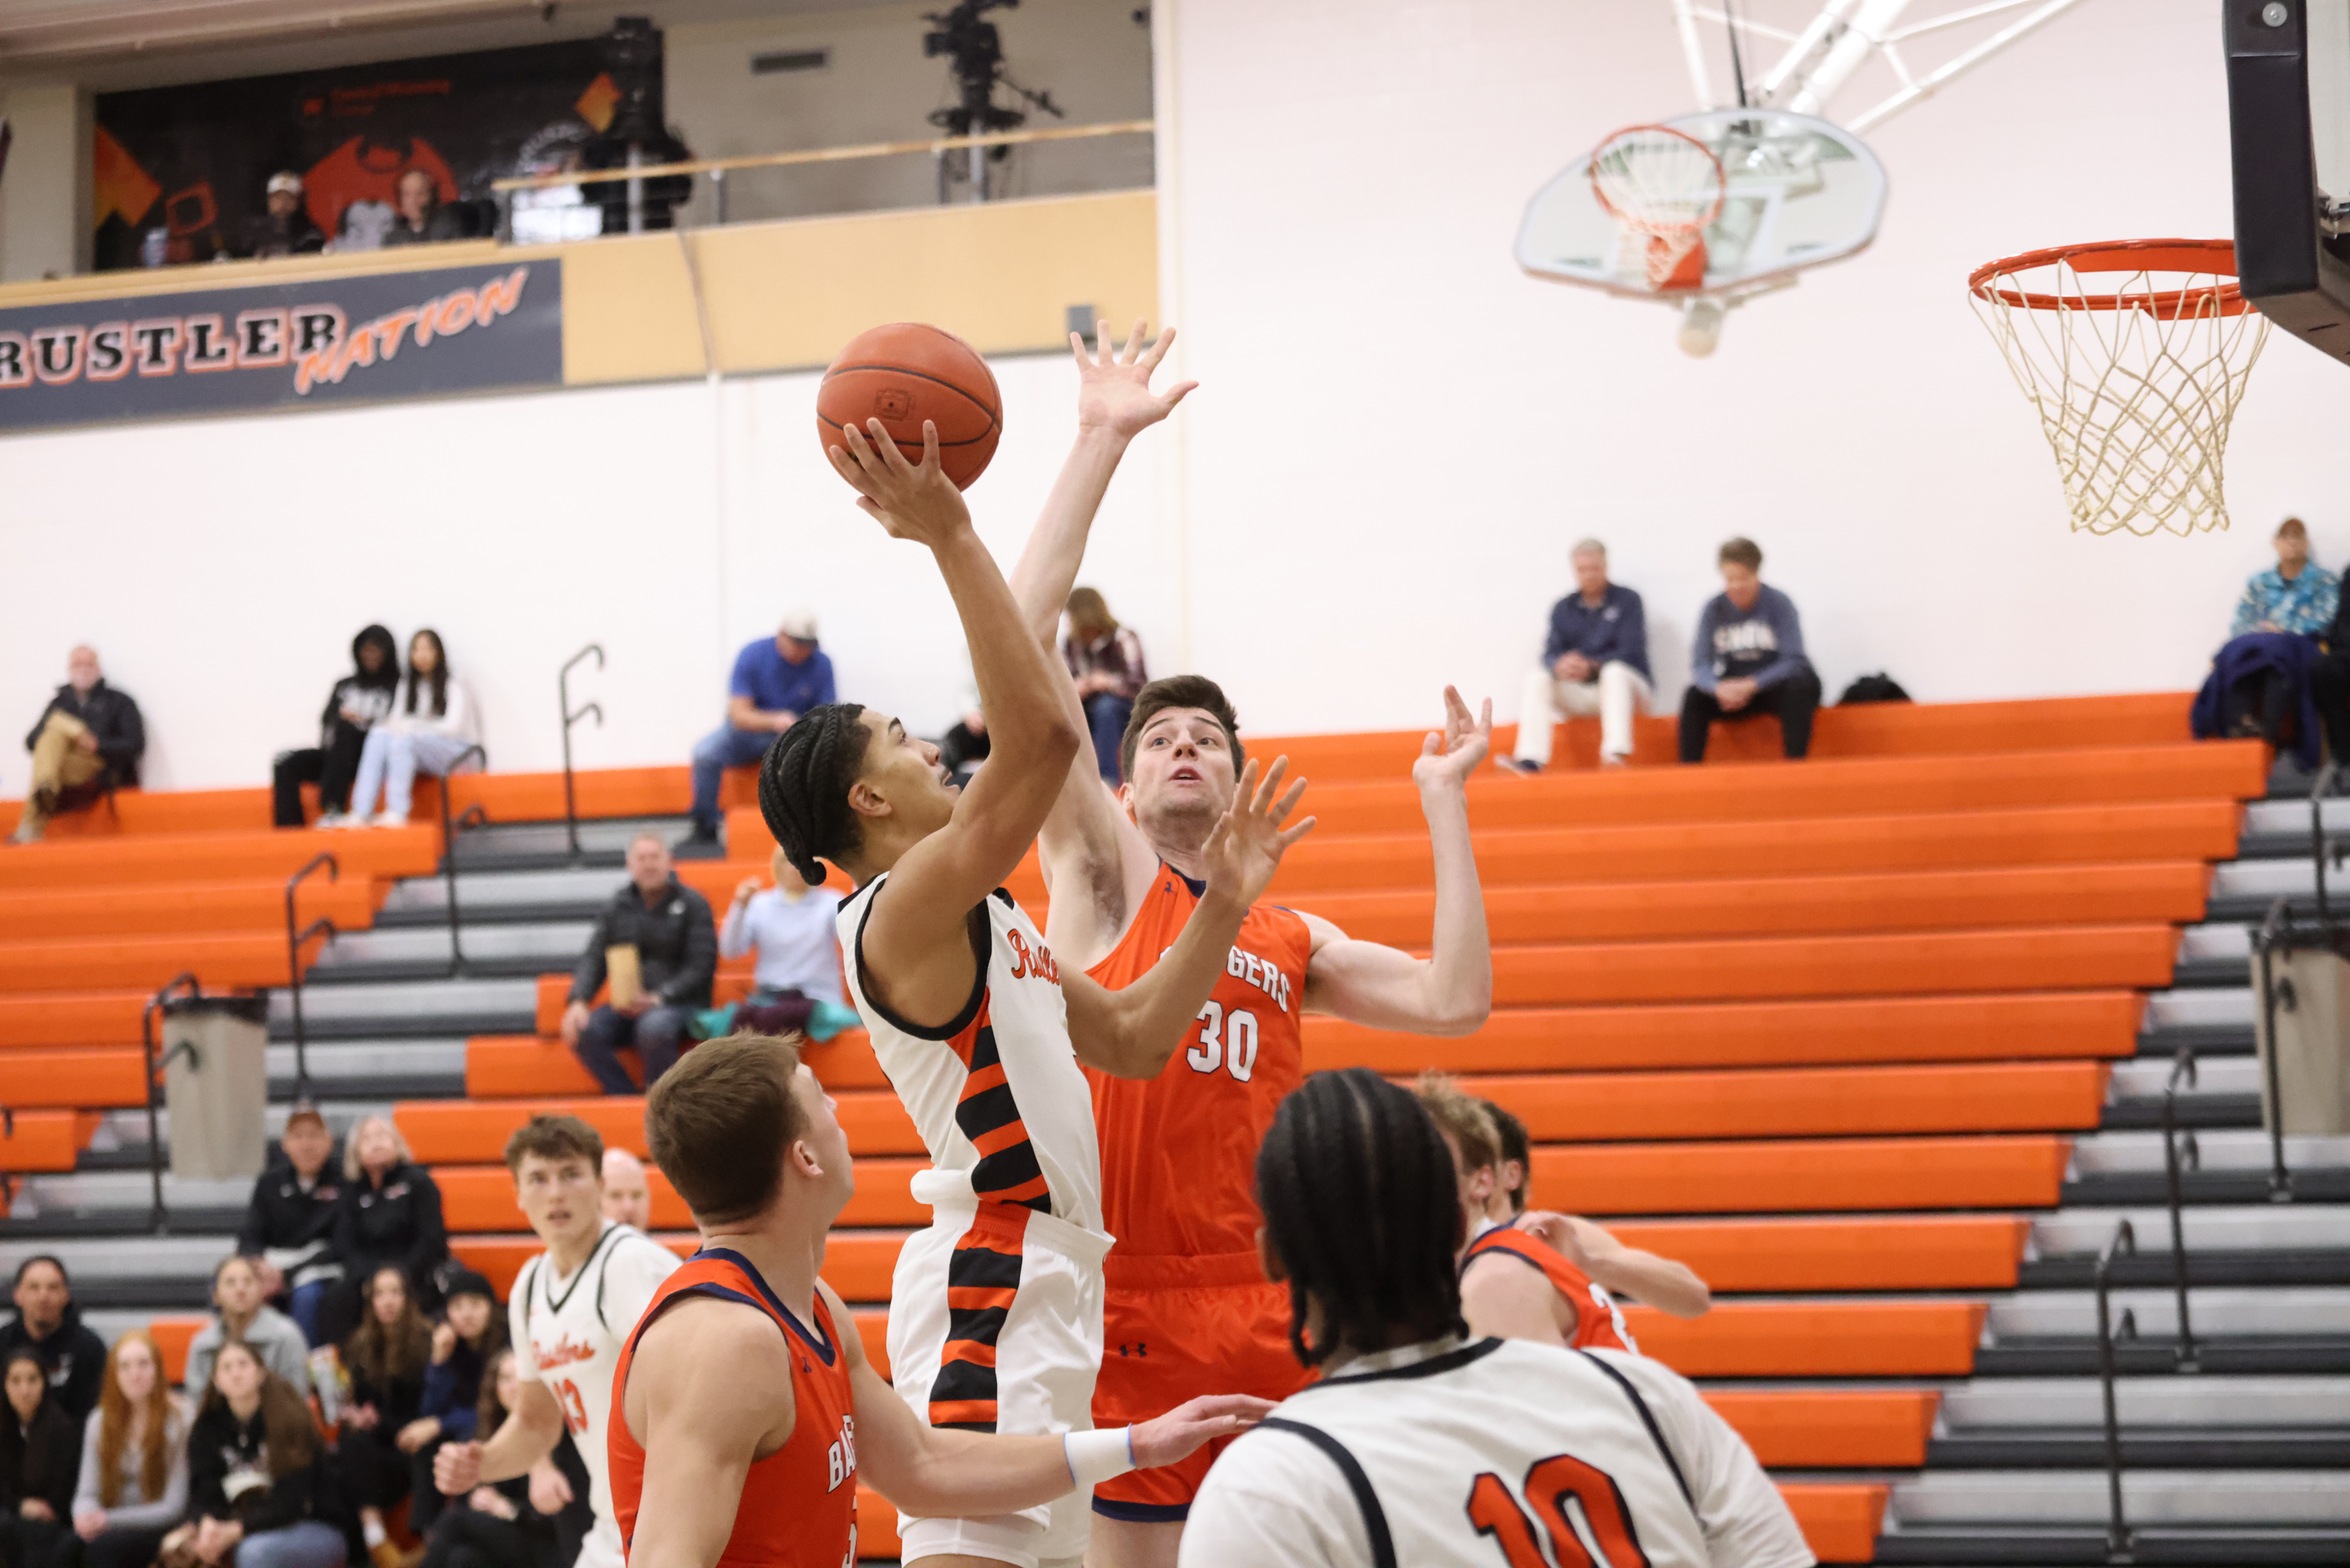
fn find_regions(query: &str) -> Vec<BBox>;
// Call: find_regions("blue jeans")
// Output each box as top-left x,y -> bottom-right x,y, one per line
286,1278 -> 333,1347
573,1004 -> 692,1094
1084,693 -> 1134,785
691,725 -> 776,831
234,1519 -> 346,1568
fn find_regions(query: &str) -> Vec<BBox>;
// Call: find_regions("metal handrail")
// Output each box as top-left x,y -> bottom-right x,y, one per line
2093,1218 -> 2138,1561
560,644 -> 606,862
139,972 -> 202,1233
437,748 -> 490,975
2308,760 -> 2339,927
2253,898 -> 2296,1200
489,118 -> 1153,193
2159,1050 -> 2201,1369
282,852 -> 340,1099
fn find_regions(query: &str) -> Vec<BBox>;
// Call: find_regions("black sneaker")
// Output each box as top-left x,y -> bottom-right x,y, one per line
1494,756 -> 1541,777
672,820 -> 724,859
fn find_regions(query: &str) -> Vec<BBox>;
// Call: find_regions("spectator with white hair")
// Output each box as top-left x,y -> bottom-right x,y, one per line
1501,540 -> 1651,772
329,1116 -> 449,1334
678,611 -> 836,853
12,647 -> 144,844
599,1150 -> 652,1232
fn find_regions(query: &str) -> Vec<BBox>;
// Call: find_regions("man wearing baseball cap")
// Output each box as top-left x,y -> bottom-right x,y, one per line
235,1102 -> 344,1344
678,610 -> 836,854
240,171 -> 324,260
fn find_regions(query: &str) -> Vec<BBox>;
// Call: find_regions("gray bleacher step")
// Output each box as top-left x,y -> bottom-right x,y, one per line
1942,1374 -> 2350,1428
2069,1128 -> 2350,1175
2064,1166 -> 2350,1206
374,865 -> 633,928
2020,1249 -> 2350,1289
2171,923 -> 2255,989
1973,1340 -> 2350,1377
2240,795 -> 2350,859
265,977 -> 535,1040
308,920 -> 591,983
1871,1524 -> 2350,1566
0,1172 -> 249,1237
2140,988 -> 2255,1053
86,1101 -> 395,1151
0,1235 -> 237,1310
1924,1430 -> 2350,1468
2032,1203 -> 2350,1255
1884,1468 -> 2350,1528
2207,856 -> 2326,921
448,816 -> 686,873
1988,1286 -> 2350,1340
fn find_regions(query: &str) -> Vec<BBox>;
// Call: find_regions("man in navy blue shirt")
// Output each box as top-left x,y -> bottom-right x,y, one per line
1681,537 -> 1822,763
1502,540 -> 1652,772
680,610 -> 837,850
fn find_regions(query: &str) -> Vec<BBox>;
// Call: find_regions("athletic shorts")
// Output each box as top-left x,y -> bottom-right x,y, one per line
1090,1250 -> 1313,1521
888,1176 -> 1111,1568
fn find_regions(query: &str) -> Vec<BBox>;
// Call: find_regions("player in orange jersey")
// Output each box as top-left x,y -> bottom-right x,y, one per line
612,1033 -> 1273,1568
1001,323 -> 1496,1566
1417,1077 -> 1713,1349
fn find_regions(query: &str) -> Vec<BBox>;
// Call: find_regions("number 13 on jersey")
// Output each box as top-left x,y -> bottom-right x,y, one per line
553,1377 -> 589,1435
1468,1455 -> 1650,1568
1188,1001 -> 1259,1082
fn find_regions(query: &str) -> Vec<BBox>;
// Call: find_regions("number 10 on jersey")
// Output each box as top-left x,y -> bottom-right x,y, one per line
1188,1002 -> 1259,1082
1468,1455 -> 1649,1568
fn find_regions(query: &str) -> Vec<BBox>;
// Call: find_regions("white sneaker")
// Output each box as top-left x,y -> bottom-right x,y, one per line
314,812 -> 347,829
370,812 -> 409,828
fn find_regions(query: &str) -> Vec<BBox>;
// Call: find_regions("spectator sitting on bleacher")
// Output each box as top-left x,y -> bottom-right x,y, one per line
1500,538 -> 1652,773
1062,587 -> 1148,785
937,685 -> 990,788
700,848 -> 859,1043
405,1269 -> 503,1541
240,172 -> 325,260
562,833 -> 716,1094
599,1150 -> 651,1232
69,1333 -> 189,1568
12,648 -> 145,846
275,627 -> 400,829
183,1257 -> 312,1402
381,169 -> 464,248
0,1257 -> 109,1425
2195,517 -> 2339,761
414,1349 -> 561,1568
0,1347 -> 82,1568
1679,537 -> 1824,764
343,630 -> 480,830
339,1266 -> 430,1568
166,1342 -> 344,1568
237,1106 -> 344,1349
679,612 -> 835,852
329,1119 -> 448,1337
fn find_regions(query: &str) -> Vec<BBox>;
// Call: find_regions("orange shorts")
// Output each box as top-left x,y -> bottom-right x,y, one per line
1089,1255 -> 1311,1520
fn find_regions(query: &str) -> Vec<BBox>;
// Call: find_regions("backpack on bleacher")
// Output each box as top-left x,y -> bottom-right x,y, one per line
1836,672 -> 1911,705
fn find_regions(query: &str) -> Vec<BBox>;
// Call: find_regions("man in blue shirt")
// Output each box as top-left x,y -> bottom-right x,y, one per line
1501,540 -> 1652,771
1681,537 -> 1823,763
679,610 -> 837,850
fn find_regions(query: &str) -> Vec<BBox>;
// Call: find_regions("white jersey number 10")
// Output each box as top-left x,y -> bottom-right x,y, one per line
1467,1454 -> 1647,1568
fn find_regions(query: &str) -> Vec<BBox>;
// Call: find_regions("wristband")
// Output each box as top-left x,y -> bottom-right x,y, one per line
1063,1427 -> 1136,1488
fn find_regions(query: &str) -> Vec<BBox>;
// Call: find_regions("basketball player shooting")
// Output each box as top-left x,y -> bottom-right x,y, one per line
613,1033 -> 1274,1568
758,414 -> 1313,1568
1002,321 -> 1496,1566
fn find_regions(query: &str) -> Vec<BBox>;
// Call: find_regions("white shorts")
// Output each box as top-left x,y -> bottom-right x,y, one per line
888,1176 -> 1112,1568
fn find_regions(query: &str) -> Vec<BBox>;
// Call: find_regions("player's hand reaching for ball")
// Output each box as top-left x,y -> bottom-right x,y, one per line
1200,756 -> 1315,910
1127,1394 -> 1277,1469
1073,319 -> 1196,442
827,419 -> 973,549
1412,686 -> 1492,797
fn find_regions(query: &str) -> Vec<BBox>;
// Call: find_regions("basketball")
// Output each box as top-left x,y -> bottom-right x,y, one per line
816,322 -> 1003,490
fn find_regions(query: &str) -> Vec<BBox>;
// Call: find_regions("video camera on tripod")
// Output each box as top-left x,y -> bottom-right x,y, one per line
923,0 -> 1061,150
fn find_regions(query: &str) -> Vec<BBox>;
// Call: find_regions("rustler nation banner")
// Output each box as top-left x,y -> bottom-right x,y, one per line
0,260 -> 562,433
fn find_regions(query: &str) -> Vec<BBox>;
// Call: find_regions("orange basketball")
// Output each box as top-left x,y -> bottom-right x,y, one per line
816,323 -> 1003,490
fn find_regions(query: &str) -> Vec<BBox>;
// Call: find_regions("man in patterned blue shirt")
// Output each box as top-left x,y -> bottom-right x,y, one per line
2232,517 -> 2338,637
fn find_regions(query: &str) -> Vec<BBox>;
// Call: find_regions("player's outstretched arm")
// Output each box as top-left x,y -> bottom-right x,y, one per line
1459,1251 -> 1572,1347
619,1297 -> 784,1568
1301,688 -> 1494,1036
1522,1212 -> 1714,1319
830,420 -> 1081,965
1010,323 -> 1192,957
831,1280 -> 1268,1515
1064,757 -> 1316,1078
432,1378 -> 564,1494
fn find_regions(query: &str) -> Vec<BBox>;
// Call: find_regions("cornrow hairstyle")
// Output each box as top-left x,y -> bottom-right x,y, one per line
1255,1068 -> 1468,1368
757,702 -> 870,888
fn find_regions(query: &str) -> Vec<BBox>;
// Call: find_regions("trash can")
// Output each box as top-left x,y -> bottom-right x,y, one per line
161,993 -> 271,1180
2251,947 -> 2350,1136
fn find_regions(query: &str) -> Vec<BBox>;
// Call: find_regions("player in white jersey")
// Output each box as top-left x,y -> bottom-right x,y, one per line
760,417 -> 1311,1568
1182,1070 -> 1814,1568
431,1115 -> 679,1568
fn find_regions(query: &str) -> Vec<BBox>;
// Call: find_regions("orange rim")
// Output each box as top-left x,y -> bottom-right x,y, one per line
1968,238 -> 2251,318
1588,124 -> 1727,233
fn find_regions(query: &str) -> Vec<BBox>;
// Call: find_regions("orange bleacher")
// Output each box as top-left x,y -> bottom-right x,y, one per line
3,691 -> 2260,1567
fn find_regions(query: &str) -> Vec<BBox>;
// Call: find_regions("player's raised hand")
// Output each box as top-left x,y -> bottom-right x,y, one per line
1127,1394 -> 1278,1469
1073,318 -> 1197,441
1412,686 -> 1492,795
1200,756 -> 1315,908
828,419 -> 973,549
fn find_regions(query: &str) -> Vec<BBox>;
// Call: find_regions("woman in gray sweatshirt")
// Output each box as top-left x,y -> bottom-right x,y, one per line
182,1256 -> 313,1400
69,1332 -> 190,1568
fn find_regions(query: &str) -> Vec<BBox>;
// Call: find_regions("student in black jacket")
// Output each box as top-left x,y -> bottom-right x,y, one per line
0,1347 -> 81,1568
417,1350 -> 561,1568
338,1269 -> 428,1568
0,1259 -> 109,1426
558,833 -> 716,1094
11,649 -> 144,846
164,1343 -> 344,1568
237,1106 -> 345,1348
326,1121 -> 446,1345
273,627 -> 400,829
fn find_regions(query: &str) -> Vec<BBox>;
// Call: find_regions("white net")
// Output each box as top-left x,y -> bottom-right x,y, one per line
1968,241 -> 2270,538
1589,127 -> 1725,292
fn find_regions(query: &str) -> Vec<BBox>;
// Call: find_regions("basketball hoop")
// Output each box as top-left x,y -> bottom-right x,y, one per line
1589,125 -> 1726,293
1968,239 -> 2269,538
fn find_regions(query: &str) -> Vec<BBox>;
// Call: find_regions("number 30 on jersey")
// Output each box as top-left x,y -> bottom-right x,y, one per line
1188,1001 -> 1259,1082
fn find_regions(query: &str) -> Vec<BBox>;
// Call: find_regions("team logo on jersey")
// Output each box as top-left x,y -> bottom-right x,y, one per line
1005,929 -> 1060,985
534,1332 -> 599,1371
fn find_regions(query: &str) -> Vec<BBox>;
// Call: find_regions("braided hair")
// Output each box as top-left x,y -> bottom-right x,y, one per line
1255,1067 -> 1469,1368
757,702 -> 870,887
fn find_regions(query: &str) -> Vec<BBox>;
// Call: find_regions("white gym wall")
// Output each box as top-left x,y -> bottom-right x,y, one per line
0,0 -> 2342,789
